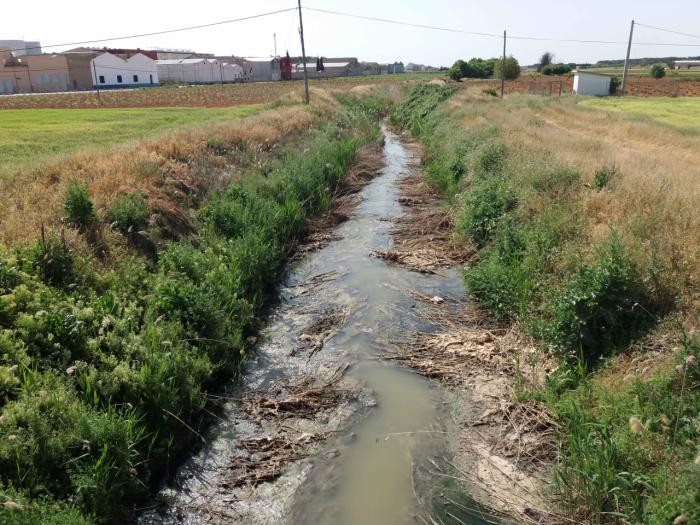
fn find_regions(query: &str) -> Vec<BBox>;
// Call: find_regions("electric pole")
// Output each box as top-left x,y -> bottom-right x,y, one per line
501,30 -> 506,98
297,0 -> 310,104
620,20 -> 635,96
273,33 -> 277,56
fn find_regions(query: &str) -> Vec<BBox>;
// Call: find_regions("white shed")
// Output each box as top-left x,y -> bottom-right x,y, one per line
573,71 -> 611,97
91,52 -> 158,88
157,58 -> 244,84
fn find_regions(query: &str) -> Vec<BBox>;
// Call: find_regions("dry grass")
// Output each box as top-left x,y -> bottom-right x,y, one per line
448,90 -> 700,315
0,93 -> 337,249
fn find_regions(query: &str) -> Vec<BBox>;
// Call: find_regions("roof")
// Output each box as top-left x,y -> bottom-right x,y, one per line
295,62 -> 350,69
575,70 -> 612,78
156,58 -> 208,65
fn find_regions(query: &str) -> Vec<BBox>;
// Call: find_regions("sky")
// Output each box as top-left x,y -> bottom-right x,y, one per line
3,0 -> 700,66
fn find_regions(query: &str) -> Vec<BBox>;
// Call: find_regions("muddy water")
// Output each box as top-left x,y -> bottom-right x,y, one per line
141,128 -> 496,525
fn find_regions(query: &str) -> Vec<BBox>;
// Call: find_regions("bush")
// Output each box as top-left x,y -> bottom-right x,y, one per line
63,184 -> 95,230
493,56 -> 521,81
542,63 -> 572,76
483,88 -> 498,97
592,165 -> 616,190
457,178 -> 517,246
542,235 -> 650,365
650,63 -> 666,79
27,230 -> 75,288
609,76 -> 621,95
106,193 -> 149,234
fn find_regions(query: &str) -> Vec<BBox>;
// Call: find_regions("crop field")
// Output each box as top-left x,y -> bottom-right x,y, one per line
0,74 -> 433,110
0,105 -> 263,172
579,96 -> 700,132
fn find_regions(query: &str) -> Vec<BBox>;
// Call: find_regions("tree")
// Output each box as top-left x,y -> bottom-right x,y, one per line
538,52 -> 554,73
448,60 -> 465,80
650,63 -> 666,79
494,56 -> 521,81
542,63 -> 572,76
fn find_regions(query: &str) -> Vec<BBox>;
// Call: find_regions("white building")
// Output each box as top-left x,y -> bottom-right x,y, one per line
573,71 -> 611,96
157,58 -> 244,84
91,52 -> 158,88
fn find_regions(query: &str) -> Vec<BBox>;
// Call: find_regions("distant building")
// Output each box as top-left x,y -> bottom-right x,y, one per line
674,60 -> 700,69
0,50 -> 70,94
157,58 -> 243,83
90,52 -> 158,88
240,57 -> 281,82
0,39 -> 41,56
387,61 -> 404,74
573,70 -> 611,97
292,61 -> 352,79
280,53 -> 293,81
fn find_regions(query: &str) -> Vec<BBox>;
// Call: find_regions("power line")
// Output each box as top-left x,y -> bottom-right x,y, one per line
635,22 -> 700,41
303,7 -> 501,38
7,7 -> 298,54
303,5 -> 700,47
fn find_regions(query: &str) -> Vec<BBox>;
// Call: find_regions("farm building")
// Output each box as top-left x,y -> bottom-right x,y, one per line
291,60 -> 360,80
157,58 -> 243,84
674,60 -> 700,69
90,52 -> 158,88
573,71 -> 611,96
242,58 -> 281,82
0,50 -> 71,94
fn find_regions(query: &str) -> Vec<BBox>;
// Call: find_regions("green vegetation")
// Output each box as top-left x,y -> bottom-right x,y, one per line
493,56 -> 521,80
63,184 -> 96,230
542,63 -> 572,75
106,193 -> 149,234
580,97 -> 700,132
0,92 -> 385,523
392,84 -> 700,524
448,58 -> 498,80
0,105 -> 263,172
650,63 -> 667,79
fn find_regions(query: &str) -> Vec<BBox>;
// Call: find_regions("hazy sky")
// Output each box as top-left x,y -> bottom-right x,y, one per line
3,0 -> 700,66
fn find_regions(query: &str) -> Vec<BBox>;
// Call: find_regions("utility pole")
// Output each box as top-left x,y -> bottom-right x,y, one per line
92,61 -> 100,102
273,33 -> 277,57
620,20 -> 635,96
297,0 -> 310,104
500,30 -> 506,99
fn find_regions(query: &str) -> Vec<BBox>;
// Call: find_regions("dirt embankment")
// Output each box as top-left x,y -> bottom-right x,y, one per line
384,135 -> 564,524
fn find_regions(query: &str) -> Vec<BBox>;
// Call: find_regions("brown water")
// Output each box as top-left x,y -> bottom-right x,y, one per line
140,127 -> 499,525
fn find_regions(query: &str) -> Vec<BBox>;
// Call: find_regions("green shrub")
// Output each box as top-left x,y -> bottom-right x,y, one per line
106,193 -> 149,234
63,184 -> 96,230
650,63 -> 666,79
483,88 -> 498,97
493,56 -> 521,80
28,231 -> 75,288
473,141 -> 508,180
592,165 -> 616,190
541,63 -> 572,76
542,235 -> 650,365
457,178 -> 517,246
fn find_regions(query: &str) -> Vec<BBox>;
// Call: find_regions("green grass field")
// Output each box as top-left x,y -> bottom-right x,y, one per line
579,96 -> 700,132
0,105 -> 262,170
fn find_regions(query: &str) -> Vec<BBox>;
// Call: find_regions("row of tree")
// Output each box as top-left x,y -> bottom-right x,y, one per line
447,56 -> 521,81
447,52 -> 573,82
